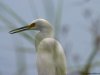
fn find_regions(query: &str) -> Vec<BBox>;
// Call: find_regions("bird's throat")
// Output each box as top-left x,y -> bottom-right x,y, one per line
35,31 -> 54,51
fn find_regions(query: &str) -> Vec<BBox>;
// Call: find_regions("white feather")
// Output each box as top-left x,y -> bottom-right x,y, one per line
37,38 -> 66,75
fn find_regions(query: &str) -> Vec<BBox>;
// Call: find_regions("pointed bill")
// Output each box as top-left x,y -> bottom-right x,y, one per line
9,23 -> 36,34
9,26 -> 30,34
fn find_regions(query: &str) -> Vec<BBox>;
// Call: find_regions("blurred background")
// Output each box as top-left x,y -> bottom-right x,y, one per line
0,0 -> 100,75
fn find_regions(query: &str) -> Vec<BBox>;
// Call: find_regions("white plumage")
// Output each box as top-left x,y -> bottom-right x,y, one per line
37,38 -> 66,75
9,19 -> 67,75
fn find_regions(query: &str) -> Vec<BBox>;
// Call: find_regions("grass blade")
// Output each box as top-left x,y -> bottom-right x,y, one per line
42,0 -> 55,23
54,0 -> 64,37
28,0 -> 38,18
0,15 -> 35,44
0,1 -> 26,25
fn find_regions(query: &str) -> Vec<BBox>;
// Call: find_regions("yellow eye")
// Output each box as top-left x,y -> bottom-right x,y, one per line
29,23 -> 36,29
31,23 -> 36,27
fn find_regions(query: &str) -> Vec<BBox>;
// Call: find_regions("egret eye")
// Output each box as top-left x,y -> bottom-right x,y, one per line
28,23 -> 36,29
29,23 -> 36,28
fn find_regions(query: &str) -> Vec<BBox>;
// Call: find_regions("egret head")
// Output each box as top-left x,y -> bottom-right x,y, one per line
9,19 -> 53,34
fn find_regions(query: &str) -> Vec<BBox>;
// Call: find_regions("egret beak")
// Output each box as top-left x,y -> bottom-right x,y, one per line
9,23 -> 36,34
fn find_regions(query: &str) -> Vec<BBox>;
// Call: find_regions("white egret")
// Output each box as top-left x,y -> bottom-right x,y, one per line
9,19 -> 67,75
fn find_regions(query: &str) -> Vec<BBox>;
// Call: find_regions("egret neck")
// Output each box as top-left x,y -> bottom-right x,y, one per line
35,26 -> 54,51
